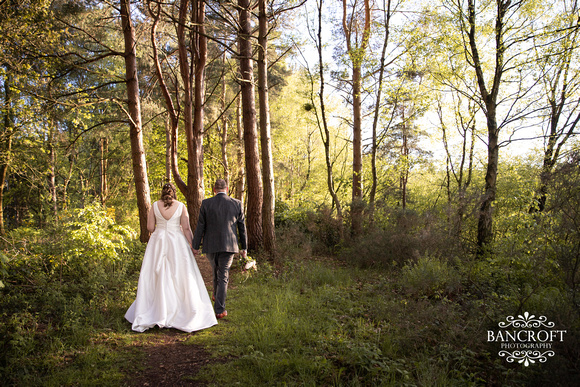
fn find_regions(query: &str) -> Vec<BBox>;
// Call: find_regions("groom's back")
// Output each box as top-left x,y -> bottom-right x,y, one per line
197,193 -> 245,254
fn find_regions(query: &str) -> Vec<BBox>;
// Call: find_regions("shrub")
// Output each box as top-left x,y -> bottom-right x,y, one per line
400,254 -> 462,298
339,227 -> 418,268
304,207 -> 342,254
275,224 -> 313,263
0,204 -> 141,385
62,204 -> 136,263
340,208 -> 456,269
275,203 -> 342,255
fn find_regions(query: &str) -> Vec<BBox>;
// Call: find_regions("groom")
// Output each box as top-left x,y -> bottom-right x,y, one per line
192,179 -> 247,319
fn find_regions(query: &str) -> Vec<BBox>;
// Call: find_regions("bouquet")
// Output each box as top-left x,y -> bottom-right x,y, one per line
239,254 -> 257,272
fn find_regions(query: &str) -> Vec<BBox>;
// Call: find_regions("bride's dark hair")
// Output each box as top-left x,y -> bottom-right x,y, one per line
161,183 -> 177,208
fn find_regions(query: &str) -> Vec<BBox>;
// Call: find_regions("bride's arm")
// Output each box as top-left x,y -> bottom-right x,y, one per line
180,204 -> 194,246
147,204 -> 156,233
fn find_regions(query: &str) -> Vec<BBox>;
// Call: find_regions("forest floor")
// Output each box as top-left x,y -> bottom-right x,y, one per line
125,255 -> 221,386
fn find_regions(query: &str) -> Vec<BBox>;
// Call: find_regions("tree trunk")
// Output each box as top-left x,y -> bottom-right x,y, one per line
234,91 -> 245,204
175,0 -> 207,229
258,0 -> 275,255
532,14 -> 580,212
477,120 -> 499,251
314,0 -> 343,238
238,0 -> 263,251
120,0 -> 151,243
62,140 -> 75,211
351,65 -> 363,233
165,115 -> 172,182
0,73 -> 14,236
99,137 -> 109,205
369,0 -> 392,213
466,0 -> 507,254
400,130 -> 409,209
48,125 -> 58,220
149,0 -> 207,230
149,2 -> 180,187
342,0 -> 371,236
220,51 -> 230,184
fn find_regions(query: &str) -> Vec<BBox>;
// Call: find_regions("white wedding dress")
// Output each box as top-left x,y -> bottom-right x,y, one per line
125,201 -> 217,332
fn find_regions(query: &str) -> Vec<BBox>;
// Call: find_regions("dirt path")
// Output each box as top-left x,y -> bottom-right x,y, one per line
195,253 -> 214,290
126,255 -> 220,386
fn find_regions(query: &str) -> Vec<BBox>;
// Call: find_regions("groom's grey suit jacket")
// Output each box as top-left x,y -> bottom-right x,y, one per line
192,193 -> 247,254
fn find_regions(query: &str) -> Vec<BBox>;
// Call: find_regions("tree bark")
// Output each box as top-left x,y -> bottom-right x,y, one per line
258,0 -> 275,255
238,0 -> 263,250
177,0 -> 207,228
466,0 -> 506,254
313,0 -> 343,238
220,51 -> 230,184
148,0 -> 207,230
533,8 -> 580,212
165,115 -> 172,182
234,90 -> 245,204
370,0 -> 392,211
0,73 -> 14,236
48,125 -> 58,221
99,136 -> 109,205
351,64 -> 364,232
62,140 -> 75,211
400,128 -> 409,209
342,0 -> 371,236
149,2 -> 180,187
120,0 -> 152,243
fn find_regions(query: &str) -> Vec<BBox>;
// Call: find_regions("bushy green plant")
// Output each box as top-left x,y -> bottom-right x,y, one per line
274,200 -> 310,229
340,208 -> 455,269
400,254 -> 462,298
339,226 -> 418,268
62,204 -> 136,263
0,204 -> 141,385
275,223 -> 313,263
0,251 -> 8,289
275,203 -> 342,255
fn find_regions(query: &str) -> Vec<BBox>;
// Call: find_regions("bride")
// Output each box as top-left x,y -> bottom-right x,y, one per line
125,183 -> 217,332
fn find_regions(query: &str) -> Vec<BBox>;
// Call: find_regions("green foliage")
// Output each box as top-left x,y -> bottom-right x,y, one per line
276,202 -> 342,255
1,181 -> 579,386
0,206 -> 143,385
340,207 -> 453,269
62,204 -> 135,263
400,254 -> 462,298
271,71 -> 351,207
0,251 -> 8,289
196,256 -> 536,386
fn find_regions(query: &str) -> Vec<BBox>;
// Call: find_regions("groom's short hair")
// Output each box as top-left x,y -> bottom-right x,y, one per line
214,179 -> 227,191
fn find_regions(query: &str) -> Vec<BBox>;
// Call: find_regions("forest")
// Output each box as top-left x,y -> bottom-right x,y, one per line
0,0 -> 579,385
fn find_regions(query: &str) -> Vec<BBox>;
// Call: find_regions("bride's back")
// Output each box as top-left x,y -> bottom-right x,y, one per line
154,201 -> 182,230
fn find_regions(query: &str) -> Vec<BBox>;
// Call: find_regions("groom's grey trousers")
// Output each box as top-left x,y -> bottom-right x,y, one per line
206,252 -> 235,314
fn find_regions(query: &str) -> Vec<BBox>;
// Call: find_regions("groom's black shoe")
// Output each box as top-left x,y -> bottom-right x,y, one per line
216,310 -> 227,319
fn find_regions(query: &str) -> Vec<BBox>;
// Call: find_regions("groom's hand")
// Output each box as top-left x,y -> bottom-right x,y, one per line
241,249 -> 247,259
192,248 -> 200,256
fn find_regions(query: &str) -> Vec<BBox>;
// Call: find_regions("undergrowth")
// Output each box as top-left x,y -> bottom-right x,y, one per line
0,201 -> 579,386
0,204 -> 144,386
194,256 -> 550,386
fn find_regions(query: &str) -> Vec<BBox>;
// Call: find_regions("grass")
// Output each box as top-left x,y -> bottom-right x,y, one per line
1,242 -> 578,386
194,258 -> 504,386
